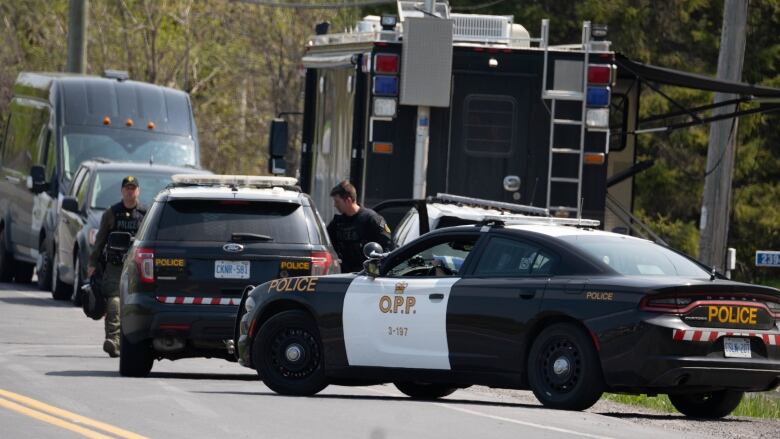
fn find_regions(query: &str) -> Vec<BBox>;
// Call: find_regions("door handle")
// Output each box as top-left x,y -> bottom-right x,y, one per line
518,290 -> 537,299
429,293 -> 444,300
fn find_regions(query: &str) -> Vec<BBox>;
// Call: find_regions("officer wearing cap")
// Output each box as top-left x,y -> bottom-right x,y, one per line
327,180 -> 393,273
88,175 -> 147,358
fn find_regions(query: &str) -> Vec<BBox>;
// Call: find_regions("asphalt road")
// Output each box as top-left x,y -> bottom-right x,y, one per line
0,281 -> 763,439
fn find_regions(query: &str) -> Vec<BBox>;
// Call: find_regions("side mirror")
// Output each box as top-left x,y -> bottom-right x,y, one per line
363,259 -> 381,277
61,196 -> 79,214
363,242 -> 384,259
27,165 -> 48,194
107,232 -> 132,254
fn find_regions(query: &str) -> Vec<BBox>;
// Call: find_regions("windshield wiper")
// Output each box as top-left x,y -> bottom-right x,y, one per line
231,232 -> 273,242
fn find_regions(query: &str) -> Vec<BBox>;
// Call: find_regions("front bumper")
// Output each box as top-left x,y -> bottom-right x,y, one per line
599,315 -> 780,393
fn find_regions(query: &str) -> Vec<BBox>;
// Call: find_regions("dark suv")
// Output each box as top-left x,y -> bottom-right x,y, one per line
117,175 -> 339,377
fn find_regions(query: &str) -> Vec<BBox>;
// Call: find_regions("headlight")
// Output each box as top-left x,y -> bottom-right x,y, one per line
88,228 -> 98,246
245,296 -> 256,313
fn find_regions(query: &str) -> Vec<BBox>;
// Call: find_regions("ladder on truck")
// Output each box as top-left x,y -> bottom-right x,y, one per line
540,20 -> 601,218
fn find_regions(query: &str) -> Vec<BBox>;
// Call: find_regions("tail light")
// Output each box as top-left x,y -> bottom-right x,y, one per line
374,53 -> 399,74
639,295 -> 693,314
587,65 -> 612,85
310,251 -> 332,276
134,247 -> 155,283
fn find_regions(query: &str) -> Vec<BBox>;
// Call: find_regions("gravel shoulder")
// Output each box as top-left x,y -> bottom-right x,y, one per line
471,386 -> 780,439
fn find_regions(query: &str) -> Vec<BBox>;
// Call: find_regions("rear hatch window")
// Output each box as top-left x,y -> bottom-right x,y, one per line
155,199 -> 309,243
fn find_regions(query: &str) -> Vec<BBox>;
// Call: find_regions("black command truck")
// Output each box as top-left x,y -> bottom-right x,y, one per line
287,1 -> 780,235
0,71 -> 200,288
117,175 -> 339,377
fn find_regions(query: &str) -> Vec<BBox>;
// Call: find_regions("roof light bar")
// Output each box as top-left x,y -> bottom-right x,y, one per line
432,193 -> 550,216
480,214 -> 601,228
171,174 -> 298,188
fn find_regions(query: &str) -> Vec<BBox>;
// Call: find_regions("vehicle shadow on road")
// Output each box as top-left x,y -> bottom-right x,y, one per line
46,370 -> 259,381
601,412 -> 751,423
195,390 -> 544,409
0,296 -> 73,308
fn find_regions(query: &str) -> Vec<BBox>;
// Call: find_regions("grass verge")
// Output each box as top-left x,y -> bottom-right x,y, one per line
604,392 -> 780,419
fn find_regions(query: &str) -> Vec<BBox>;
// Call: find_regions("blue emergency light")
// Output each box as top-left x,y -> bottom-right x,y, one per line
586,87 -> 610,107
373,75 -> 399,96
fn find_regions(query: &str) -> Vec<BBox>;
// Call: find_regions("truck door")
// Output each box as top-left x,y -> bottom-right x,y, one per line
448,73 -> 536,203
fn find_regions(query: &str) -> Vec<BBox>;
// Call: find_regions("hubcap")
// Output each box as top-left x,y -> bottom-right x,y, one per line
538,337 -> 581,394
285,344 -> 303,362
553,357 -> 570,376
268,327 -> 320,379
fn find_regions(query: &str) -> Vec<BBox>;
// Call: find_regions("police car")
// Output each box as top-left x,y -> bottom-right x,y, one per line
236,216 -> 780,418
117,175 -> 338,377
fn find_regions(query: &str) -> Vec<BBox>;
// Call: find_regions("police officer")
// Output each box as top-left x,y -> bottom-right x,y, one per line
87,176 -> 146,358
327,180 -> 392,273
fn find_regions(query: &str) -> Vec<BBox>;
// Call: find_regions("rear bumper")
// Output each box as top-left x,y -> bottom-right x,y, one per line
599,315 -> 780,393
122,293 -> 237,355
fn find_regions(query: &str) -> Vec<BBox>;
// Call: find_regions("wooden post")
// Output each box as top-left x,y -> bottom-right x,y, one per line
699,0 -> 748,271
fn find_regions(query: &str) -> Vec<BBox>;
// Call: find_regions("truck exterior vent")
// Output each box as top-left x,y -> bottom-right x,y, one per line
451,13 -> 512,43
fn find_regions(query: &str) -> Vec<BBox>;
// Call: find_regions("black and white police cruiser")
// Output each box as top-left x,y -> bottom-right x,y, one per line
236,215 -> 780,418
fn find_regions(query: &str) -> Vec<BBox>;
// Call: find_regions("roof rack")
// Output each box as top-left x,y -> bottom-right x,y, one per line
169,174 -> 300,191
478,214 -> 600,228
430,193 -> 550,216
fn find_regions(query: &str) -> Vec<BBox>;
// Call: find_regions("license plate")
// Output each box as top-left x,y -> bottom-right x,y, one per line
723,337 -> 751,358
215,260 -> 250,279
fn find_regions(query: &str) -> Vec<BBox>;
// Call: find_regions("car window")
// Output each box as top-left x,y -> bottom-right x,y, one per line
76,171 -> 90,209
558,235 -> 709,277
155,199 -> 310,244
61,126 -> 196,183
69,167 -> 87,196
91,171 -> 177,209
386,236 -> 477,278
393,208 -> 418,247
473,237 -> 554,277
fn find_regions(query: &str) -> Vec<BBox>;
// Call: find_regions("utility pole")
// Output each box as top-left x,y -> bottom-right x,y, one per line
66,0 -> 88,73
699,0 -> 748,272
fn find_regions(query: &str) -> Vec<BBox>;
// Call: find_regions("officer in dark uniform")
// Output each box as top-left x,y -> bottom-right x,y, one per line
87,176 -> 146,357
327,180 -> 392,273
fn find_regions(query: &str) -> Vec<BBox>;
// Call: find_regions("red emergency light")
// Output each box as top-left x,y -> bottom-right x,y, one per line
588,65 -> 611,85
374,54 -> 399,74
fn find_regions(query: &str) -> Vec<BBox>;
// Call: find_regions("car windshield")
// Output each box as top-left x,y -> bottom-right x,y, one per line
558,235 -> 709,277
155,200 -> 310,244
62,126 -> 197,183
90,171 -> 177,209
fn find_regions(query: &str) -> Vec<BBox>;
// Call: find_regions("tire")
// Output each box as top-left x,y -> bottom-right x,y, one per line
14,261 -> 34,284
37,239 -> 52,290
252,310 -> 327,396
0,231 -> 14,282
394,382 -> 458,400
70,255 -> 83,306
669,390 -> 743,419
119,330 -> 154,377
527,323 -> 604,411
50,246 -> 70,300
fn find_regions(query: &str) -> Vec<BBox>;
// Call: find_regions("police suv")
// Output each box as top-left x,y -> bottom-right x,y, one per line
236,216 -> 780,418
116,175 -> 338,377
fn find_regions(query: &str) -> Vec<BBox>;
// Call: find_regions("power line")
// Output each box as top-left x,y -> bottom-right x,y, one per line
231,0 -> 394,9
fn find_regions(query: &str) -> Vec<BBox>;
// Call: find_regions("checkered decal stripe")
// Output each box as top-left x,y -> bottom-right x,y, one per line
673,329 -> 780,345
156,296 -> 239,306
